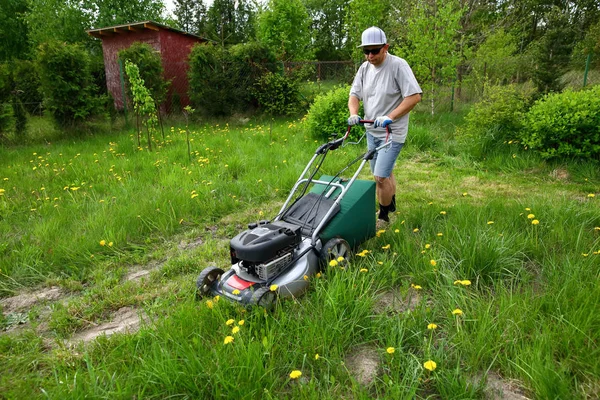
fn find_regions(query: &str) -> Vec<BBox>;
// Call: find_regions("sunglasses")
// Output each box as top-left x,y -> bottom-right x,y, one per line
363,46 -> 385,55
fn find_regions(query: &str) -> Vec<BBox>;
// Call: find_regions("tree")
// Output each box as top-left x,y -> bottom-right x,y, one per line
398,0 -> 464,115
470,28 -> 519,85
25,0 -> 91,49
174,0 -> 207,35
303,0 -> 351,60
257,0 -> 313,61
83,0 -> 166,29
0,0 -> 29,61
204,0 -> 256,45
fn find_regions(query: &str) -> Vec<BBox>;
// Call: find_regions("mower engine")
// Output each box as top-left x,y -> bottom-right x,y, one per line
229,221 -> 302,281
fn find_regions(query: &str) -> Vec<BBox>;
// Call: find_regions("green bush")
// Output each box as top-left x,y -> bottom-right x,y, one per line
303,85 -> 363,141
36,41 -> 97,127
253,72 -> 301,116
458,84 -> 533,156
0,63 -> 12,135
12,60 -> 42,114
118,42 -> 169,105
188,42 -> 278,116
521,85 -> 600,160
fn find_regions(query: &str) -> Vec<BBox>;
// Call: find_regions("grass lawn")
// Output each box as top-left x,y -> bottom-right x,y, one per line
1,111 -> 599,399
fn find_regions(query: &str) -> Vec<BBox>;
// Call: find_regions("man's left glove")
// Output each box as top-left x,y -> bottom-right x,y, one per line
374,115 -> 393,128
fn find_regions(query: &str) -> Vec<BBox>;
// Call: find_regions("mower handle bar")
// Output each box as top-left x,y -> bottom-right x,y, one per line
316,120 -> 392,155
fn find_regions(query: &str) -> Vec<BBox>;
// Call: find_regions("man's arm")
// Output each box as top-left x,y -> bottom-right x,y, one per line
348,95 -> 360,116
388,93 -> 421,121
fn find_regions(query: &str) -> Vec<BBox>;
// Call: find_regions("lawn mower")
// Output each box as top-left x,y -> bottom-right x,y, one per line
195,121 -> 392,308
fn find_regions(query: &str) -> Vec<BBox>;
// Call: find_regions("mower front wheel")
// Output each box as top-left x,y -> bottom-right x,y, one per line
320,238 -> 351,268
196,266 -> 224,298
251,287 -> 278,310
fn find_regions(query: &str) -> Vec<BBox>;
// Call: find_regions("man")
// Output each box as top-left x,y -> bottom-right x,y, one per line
348,26 -> 422,227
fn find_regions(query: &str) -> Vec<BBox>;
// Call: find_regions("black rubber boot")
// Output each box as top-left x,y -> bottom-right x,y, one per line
378,203 -> 390,222
389,195 -> 396,213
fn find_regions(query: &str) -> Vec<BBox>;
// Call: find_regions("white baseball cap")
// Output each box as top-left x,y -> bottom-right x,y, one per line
358,27 -> 387,47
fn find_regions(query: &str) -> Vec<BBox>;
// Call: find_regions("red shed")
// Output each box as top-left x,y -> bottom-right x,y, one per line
87,21 -> 207,112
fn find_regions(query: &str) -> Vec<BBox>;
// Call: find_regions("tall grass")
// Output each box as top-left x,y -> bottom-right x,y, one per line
1,112 -> 599,399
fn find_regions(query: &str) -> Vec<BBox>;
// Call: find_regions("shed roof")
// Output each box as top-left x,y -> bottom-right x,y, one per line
87,20 -> 206,41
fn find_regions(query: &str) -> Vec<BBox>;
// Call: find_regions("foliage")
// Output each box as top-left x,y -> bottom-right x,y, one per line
11,60 -> 42,114
469,28 -> 519,85
521,85 -> 600,160
124,61 -> 158,150
36,41 -> 97,128
571,20 -> 600,69
118,42 -> 170,105
25,0 -> 91,50
257,0 -> 313,61
252,72 -> 301,116
82,0 -> 165,28
204,0 -> 256,45
304,0 -> 351,60
0,0 -> 29,61
0,64 -> 12,135
174,0 -> 207,35
188,42 -> 277,116
304,85 -> 363,141
398,0 -> 464,115
458,84 -> 533,156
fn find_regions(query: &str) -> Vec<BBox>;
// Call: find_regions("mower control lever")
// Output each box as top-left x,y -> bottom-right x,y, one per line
315,137 -> 344,155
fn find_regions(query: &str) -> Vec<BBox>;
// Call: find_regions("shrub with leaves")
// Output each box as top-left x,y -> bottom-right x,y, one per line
304,85 -> 363,141
0,63 -> 13,136
458,84 -> 533,155
118,42 -> 169,105
521,85 -> 600,160
124,61 -> 158,151
253,72 -> 301,116
36,41 -> 97,127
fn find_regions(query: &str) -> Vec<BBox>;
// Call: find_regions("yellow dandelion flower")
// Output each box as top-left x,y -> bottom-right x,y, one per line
337,256 -> 345,262
214,295 -> 220,302
487,221 -> 494,225
411,284 -> 422,290
427,323 -> 438,330
425,244 -> 431,249
413,228 -> 420,233
360,268 -> 368,273
238,320 -> 245,325
525,207 -> 531,211
224,336 -> 234,345
232,326 -> 240,334
108,242 -> 113,247
462,192 -> 468,196
394,229 -> 400,233
527,214 -> 535,219
303,275 -> 309,281
382,244 -> 390,250
453,280 -> 461,285
329,259 -> 338,267
440,211 -> 447,215
316,272 -> 322,278
532,220 -> 540,225
377,261 -> 383,265
226,319 -> 235,326
452,308 -> 463,316
461,280 -> 471,286
430,259 -> 437,267
386,347 -> 395,354
594,227 -> 600,231
206,300 -> 214,309
423,360 -> 437,371
289,370 -> 302,379
315,354 -> 320,360
232,289 -> 240,295
191,193 -> 199,199
269,284 -> 278,292
437,232 -> 443,237
588,193 -> 595,198
582,253 -> 589,257
99,240 -> 106,246
377,229 -> 386,235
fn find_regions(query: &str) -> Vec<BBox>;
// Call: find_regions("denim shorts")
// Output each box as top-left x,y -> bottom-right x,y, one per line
366,133 -> 404,178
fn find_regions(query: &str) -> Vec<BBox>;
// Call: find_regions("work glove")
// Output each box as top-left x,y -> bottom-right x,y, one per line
347,114 -> 361,126
374,115 -> 393,128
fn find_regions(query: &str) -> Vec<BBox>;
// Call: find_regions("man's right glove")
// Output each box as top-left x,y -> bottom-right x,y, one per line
347,114 -> 361,126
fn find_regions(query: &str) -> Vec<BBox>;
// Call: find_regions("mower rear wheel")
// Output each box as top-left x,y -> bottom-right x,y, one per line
320,238 -> 351,267
251,287 -> 277,310
196,266 -> 224,298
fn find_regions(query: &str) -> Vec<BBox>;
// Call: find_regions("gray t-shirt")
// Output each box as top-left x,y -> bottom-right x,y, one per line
350,54 -> 422,143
